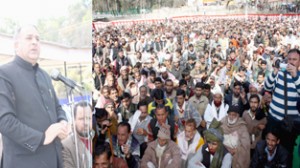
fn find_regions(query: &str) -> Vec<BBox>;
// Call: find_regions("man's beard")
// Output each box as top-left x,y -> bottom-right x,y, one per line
228,117 -> 238,125
78,130 -> 90,138
251,107 -> 257,113
166,89 -> 172,94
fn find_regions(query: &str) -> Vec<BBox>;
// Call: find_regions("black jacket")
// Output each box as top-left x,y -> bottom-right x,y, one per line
250,140 -> 289,168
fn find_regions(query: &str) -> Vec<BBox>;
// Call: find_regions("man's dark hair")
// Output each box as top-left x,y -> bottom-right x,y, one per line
265,128 -> 281,140
233,81 -> 242,88
176,89 -> 186,97
195,82 -> 204,89
238,66 -> 247,72
150,70 -> 156,76
94,142 -> 111,161
74,101 -> 92,118
181,69 -> 190,79
249,94 -> 260,103
120,92 -> 131,100
137,100 -> 148,109
257,71 -> 265,77
152,89 -> 164,100
288,48 -> 300,56
155,104 -> 167,113
185,118 -> 197,129
179,79 -> 188,87
165,79 -> 173,84
260,60 -> 267,65
95,108 -> 108,119
204,84 -> 211,90
154,77 -> 163,83
117,121 -> 131,133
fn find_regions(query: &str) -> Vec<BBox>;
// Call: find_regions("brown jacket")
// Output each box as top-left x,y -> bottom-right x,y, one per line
221,117 -> 251,168
242,110 -> 267,149
141,140 -> 181,168
62,134 -> 92,168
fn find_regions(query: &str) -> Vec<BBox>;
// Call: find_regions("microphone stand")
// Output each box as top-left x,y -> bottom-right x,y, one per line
67,87 -> 80,168
67,86 -> 92,168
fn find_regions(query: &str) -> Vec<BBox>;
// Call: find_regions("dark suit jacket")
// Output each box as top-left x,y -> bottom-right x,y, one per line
0,56 -> 67,168
224,94 -> 249,116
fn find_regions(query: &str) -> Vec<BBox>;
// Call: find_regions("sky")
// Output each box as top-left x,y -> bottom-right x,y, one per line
0,0 -> 73,25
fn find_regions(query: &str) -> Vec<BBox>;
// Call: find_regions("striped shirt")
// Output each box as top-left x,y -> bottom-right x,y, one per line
264,71 -> 300,120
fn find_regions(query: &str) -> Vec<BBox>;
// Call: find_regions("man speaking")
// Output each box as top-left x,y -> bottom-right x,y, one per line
0,25 -> 68,168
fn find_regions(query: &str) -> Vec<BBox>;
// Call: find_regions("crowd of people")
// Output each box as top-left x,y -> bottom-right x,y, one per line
92,16 -> 300,168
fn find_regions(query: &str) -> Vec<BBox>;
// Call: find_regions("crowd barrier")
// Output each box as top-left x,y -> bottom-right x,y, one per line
93,13 -> 300,31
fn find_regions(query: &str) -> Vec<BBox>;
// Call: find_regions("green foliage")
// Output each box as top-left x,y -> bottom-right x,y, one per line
0,0 -> 92,48
93,0 -> 186,16
0,18 -> 19,35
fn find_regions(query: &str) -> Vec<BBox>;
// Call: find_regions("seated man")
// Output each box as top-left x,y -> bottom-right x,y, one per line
177,119 -> 204,167
93,142 -> 113,168
251,128 -> 289,168
148,88 -> 174,119
221,105 -> 251,168
62,101 -> 93,168
164,79 -> 177,103
94,108 -> 113,149
204,90 -> 229,129
188,119 -> 232,168
117,92 -> 137,122
189,82 -> 209,130
128,100 -> 152,145
112,122 -> 140,168
147,104 -> 178,142
173,89 -> 202,132
141,124 -> 182,168
242,94 -> 267,157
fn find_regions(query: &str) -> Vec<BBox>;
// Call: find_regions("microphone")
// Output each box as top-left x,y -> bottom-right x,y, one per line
50,69 -> 83,91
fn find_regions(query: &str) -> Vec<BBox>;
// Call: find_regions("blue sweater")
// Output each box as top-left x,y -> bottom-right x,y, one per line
264,70 -> 300,120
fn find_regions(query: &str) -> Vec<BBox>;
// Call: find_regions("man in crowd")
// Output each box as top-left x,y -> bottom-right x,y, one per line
224,81 -> 248,116
93,142 -> 113,168
188,119 -> 232,167
221,105 -> 251,168
264,48 -> 300,165
177,119 -> 204,167
164,79 -> 177,102
129,100 -> 152,145
117,92 -> 137,122
117,66 -> 133,91
173,89 -> 202,132
62,101 -> 93,168
148,104 -> 178,142
0,25 -> 68,168
251,129 -> 289,168
132,85 -> 152,105
189,82 -> 209,130
141,124 -> 182,168
112,122 -> 140,168
204,90 -> 229,129
93,63 -> 105,91
148,89 -> 174,119
242,94 -> 267,156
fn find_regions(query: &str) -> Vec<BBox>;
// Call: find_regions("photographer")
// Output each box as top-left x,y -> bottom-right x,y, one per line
263,48 -> 300,166
94,108 -> 113,151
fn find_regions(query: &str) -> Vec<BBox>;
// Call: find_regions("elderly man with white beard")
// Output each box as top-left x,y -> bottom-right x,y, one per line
221,105 -> 251,168
176,119 -> 204,167
141,124 -> 181,168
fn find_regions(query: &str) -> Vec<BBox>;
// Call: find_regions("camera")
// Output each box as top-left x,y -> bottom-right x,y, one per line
275,58 -> 287,71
